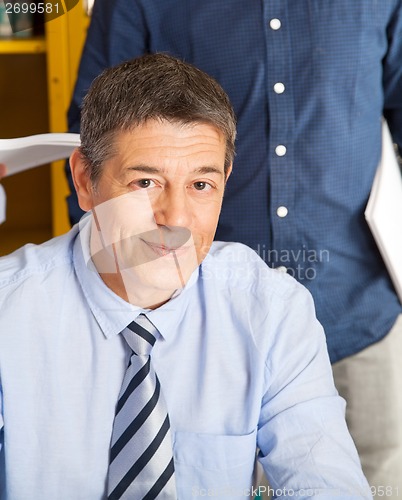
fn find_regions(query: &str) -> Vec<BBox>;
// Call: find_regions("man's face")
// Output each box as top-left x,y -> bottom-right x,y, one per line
74,119 -> 230,308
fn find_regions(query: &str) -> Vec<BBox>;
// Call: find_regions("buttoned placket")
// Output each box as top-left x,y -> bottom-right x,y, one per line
263,1 -> 295,273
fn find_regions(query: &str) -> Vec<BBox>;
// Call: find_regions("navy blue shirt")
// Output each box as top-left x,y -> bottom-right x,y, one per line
68,0 -> 402,362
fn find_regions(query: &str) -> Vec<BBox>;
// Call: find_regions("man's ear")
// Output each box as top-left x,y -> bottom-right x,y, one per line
69,148 -> 93,212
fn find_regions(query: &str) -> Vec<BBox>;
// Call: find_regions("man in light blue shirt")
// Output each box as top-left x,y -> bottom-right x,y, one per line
0,54 -> 371,499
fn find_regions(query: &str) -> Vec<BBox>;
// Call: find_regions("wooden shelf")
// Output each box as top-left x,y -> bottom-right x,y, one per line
0,2 -> 88,257
0,36 -> 46,54
0,228 -> 52,256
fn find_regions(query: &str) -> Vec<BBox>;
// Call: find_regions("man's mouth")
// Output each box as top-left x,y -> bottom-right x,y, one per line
142,240 -> 190,257
140,225 -> 193,258
91,226 -> 193,270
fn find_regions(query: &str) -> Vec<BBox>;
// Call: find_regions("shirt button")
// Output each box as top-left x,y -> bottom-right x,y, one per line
270,18 -> 281,30
275,145 -> 287,156
276,266 -> 287,273
273,82 -> 285,94
277,206 -> 288,218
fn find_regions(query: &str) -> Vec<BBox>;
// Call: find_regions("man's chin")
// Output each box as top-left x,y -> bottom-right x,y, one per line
119,266 -> 190,308
121,257 -> 195,290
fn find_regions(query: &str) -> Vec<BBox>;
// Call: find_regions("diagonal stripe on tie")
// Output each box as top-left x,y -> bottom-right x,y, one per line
115,358 -> 150,414
127,320 -> 156,348
143,458 -> 175,500
110,377 -> 161,462
108,415 -> 171,500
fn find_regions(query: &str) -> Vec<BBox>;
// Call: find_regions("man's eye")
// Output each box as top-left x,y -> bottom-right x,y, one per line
136,179 -> 154,188
193,181 -> 211,191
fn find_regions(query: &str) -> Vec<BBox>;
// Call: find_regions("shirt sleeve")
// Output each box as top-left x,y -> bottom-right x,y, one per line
0,382 -> 4,452
256,283 -> 372,499
383,0 -> 402,154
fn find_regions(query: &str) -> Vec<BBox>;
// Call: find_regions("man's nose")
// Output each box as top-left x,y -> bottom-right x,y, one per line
153,188 -> 192,228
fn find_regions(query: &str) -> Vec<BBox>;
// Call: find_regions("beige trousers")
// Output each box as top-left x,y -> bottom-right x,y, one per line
332,314 -> 402,500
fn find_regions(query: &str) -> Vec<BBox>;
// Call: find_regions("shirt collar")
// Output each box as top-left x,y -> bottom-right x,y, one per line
72,213 -> 199,340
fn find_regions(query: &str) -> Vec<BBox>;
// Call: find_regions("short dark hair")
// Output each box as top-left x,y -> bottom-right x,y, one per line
79,53 -> 237,184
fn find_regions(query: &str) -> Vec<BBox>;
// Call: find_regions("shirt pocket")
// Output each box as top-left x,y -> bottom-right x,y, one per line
173,429 -> 257,499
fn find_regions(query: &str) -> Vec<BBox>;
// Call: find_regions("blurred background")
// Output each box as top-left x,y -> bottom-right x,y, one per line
0,0 -> 93,255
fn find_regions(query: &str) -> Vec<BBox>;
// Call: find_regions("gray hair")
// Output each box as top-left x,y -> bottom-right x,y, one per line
79,53 -> 237,184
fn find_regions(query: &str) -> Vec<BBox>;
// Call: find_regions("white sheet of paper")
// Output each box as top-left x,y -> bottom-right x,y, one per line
0,133 -> 80,177
0,184 -> 5,225
365,121 -> 402,304
0,132 -> 80,224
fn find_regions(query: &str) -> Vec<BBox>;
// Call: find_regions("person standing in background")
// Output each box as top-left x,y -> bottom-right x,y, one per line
66,1 -> 402,495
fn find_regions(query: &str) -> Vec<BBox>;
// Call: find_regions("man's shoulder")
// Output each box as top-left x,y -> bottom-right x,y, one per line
204,241 -> 306,301
0,225 -> 79,292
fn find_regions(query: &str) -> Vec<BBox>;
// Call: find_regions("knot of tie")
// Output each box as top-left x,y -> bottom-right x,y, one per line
122,314 -> 158,356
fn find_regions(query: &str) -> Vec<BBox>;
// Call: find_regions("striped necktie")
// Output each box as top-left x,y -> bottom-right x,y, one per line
107,314 -> 176,499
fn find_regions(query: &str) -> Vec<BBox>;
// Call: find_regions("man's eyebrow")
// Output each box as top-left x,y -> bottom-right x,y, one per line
126,165 -> 223,176
126,165 -> 160,174
194,166 -> 223,176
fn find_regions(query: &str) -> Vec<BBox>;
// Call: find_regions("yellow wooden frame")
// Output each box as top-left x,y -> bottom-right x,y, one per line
0,37 -> 46,53
45,0 -> 89,235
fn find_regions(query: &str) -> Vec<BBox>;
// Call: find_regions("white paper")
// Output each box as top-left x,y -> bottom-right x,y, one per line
0,133 -> 81,177
365,121 -> 402,304
0,132 -> 80,224
0,184 -> 5,225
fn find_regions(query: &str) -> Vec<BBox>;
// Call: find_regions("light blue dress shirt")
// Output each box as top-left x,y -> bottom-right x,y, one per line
0,216 -> 371,499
